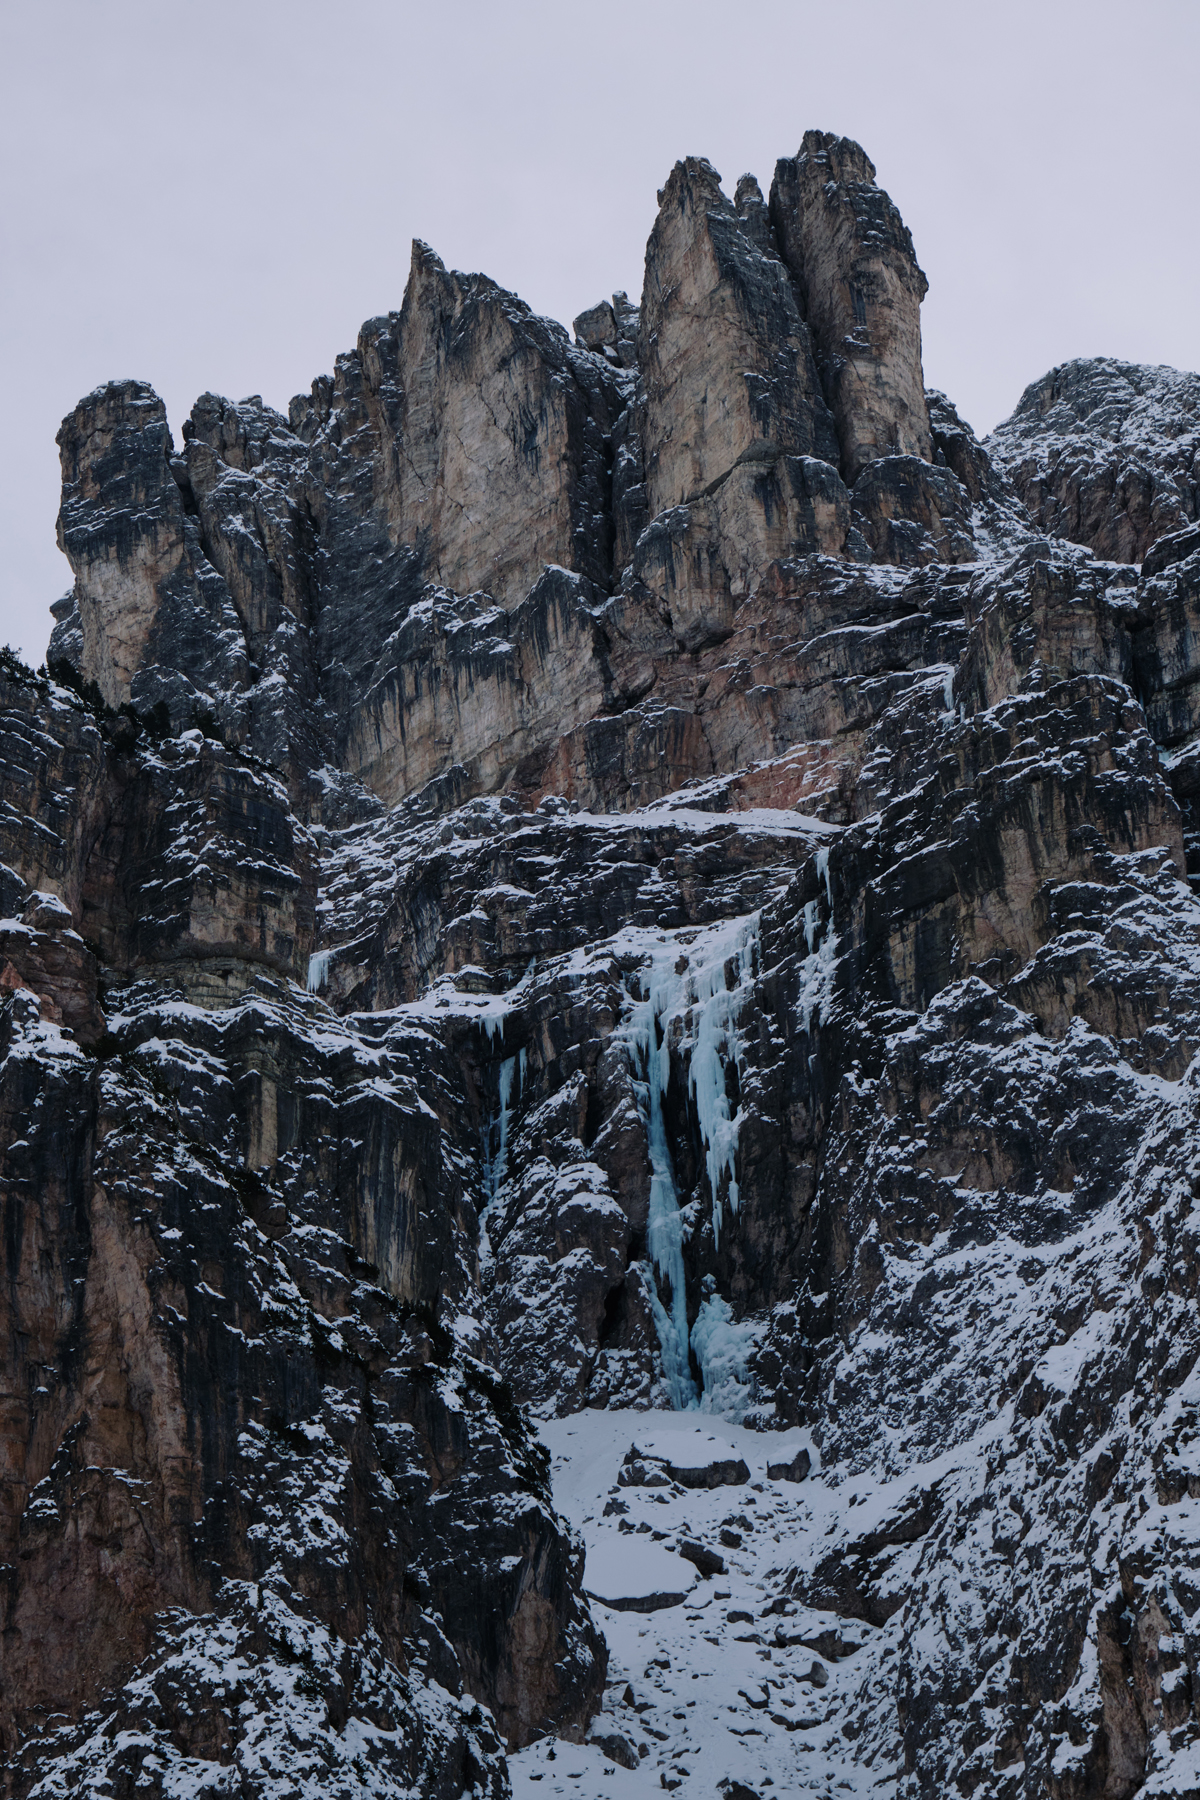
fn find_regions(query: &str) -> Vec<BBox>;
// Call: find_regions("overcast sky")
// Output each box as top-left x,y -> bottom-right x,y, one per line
2,0 -> 1197,664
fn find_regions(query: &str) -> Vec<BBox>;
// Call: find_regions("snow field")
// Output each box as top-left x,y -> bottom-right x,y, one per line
509,1409 -> 897,1800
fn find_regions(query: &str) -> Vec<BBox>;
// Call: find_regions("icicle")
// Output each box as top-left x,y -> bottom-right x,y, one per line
488,1054 -> 519,1204
478,1051 -> 521,1270
798,922 -> 837,1042
942,664 -> 956,714
815,846 -> 833,907
306,949 -> 332,993
803,899 -> 821,955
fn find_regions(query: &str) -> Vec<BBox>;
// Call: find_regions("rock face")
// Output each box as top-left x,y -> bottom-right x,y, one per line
988,357 -> 1200,562
0,665 -> 602,1799
354,241 -> 621,605
48,137 -> 971,829
56,381 -> 251,722
634,156 -> 844,645
770,131 -> 933,480
9,130 -> 1200,1800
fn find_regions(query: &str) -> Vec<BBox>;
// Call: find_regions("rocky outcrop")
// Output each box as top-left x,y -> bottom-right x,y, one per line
0,889 -> 103,1045
179,391 -> 326,783
47,145 -> 969,835
283,239 -> 626,758
14,1589 -> 511,1800
850,454 -> 973,565
0,663 -> 315,1003
54,381 -> 251,725
770,131 -> 933,481
634,158 -> 844,646
1134,526 -> 1200,747
343,568 -> 610,808
989,357 -> 1200,562
360,241 -> 622,604
926,387 -> 1013,508
50,261 -> 629,816
573,290 -> 639,370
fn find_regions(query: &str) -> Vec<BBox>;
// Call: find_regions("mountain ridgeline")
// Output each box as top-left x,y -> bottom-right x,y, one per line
2,130 -> 1200,1798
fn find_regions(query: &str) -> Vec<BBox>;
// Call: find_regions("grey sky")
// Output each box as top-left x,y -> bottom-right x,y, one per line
3,0 -> 1197,664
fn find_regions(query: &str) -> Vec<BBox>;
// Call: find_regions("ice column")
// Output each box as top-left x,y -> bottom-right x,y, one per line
478,1045 -> 527,1272
691,1277 -> 758,1419
485,1049 -> 525,1205
799,850 -> 838,1041
684,915 -> 759,1248
624,961 -> 698,1409
306,948 -> 333,993
815,845 -> 833,906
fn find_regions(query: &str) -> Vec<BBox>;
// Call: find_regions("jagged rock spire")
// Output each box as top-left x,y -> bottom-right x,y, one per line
771,130 -> 933,480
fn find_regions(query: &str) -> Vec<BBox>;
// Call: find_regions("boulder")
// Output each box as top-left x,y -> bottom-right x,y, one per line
588,1729 -> 641,1769
766,1448 -> 811,1483
664,1453 -> 751,1490
583,1537 -> 696,1612
677,1537 -> 727,1577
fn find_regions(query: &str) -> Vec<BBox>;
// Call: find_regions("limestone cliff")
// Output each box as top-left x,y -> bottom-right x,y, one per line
7,133 -> 1200,1800
770,130 -> 933,480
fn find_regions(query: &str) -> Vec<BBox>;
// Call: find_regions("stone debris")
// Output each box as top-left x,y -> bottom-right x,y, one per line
676,1538 -> 727,1578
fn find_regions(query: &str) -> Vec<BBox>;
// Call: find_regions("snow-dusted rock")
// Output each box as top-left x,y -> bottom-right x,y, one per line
766,1449 -> 811,1483
770,131 -> 933,481
9,123 -> 1200,1800
989,357 -> 1200,563
677,1537 -> 726,1576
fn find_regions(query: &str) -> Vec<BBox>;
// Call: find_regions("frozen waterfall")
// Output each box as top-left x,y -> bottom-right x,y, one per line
620,914 -> 761,1410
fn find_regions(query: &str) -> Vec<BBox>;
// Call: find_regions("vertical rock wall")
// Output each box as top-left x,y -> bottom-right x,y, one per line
638,156 -> 838,511
55,382 -> 250,721
771,130 -> 933,480
629,157 -> 850,646
384,241 -> 621,603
